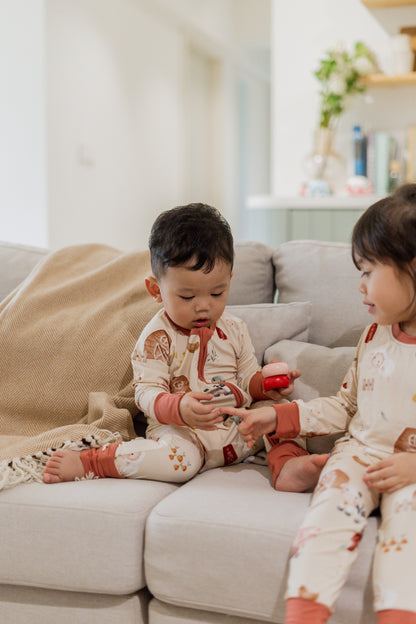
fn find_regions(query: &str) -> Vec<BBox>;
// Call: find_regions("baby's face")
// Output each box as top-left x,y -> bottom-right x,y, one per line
157,259 -> 232,331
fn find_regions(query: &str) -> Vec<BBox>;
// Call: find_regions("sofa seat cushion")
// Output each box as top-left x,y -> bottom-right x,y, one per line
149,598 -> 265,624
274,240 -> 369,347
145,464 -> 377,623
0,478 -> 176,594
0,584 -> 150,624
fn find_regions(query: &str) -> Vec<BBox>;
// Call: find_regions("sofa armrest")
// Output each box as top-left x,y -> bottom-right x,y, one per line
0,241 -> 48,302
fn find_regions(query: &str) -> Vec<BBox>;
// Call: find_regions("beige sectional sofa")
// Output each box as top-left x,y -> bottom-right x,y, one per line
0,239 -> 377,624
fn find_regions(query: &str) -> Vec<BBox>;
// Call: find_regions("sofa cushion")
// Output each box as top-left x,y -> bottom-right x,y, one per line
273,240 -> 369,347
226,302 -> 311,364
149,598 -> 267,623
0,478 -> 177,594
0,241 -> 48,303
0,585 -> 150,624
228,241 -> 275,305
265,339 -> 355,402
145,464 -> 377,623
148,596 -> 376,624
264,340 -> 356,454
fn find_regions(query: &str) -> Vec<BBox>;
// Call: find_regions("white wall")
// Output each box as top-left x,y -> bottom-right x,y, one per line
0,0 -> 47,247
0,0 -> 270,251
271,0 -> 416,196
47,0 -> 189,252
46,0 -> 270,251
5,0 -> 414,251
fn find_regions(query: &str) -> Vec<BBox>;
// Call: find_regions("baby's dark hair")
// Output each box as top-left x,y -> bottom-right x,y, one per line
149,203 -> 234,278
352,184 -> 416,286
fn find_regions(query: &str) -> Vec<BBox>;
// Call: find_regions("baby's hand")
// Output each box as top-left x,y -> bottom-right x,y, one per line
218,405 -> 277,448
262,361 -> 301,399
363,452 -> 416,493
179,392 -> 223,430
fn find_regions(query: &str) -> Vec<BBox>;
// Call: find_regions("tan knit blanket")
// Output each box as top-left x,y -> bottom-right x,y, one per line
0,244 -> 160,490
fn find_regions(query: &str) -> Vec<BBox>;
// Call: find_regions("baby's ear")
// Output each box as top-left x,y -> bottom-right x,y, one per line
145,276 -> 162,302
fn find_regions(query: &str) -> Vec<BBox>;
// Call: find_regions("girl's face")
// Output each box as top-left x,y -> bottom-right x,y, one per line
358,258 -> 416,335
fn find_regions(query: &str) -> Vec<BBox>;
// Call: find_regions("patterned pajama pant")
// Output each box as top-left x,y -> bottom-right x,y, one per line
287,438 -> 416,615
111,418 -> 259,483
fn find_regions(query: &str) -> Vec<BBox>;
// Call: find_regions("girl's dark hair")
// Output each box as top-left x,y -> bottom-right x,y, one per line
351,184 -> 416,285
149,203 -> 234,278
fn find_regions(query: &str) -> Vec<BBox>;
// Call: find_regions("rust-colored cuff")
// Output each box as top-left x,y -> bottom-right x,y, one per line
154,392 -> 186,426
267,402 -> 300,442
285,597 -> 331,624
377,610 -> 416,624
249,371 -> 270,400
267,440 -> 308,485
80,443 -> 122,479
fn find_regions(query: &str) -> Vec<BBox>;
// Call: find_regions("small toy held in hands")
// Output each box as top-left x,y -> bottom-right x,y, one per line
262,362 -> 290,391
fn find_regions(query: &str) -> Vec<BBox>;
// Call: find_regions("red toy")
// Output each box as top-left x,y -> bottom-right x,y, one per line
263,375 -> 290,391
262,362 -> 290,391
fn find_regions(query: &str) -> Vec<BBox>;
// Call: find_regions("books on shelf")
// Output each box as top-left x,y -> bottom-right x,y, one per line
359,127 -> 414,195
407,126 -> 416,182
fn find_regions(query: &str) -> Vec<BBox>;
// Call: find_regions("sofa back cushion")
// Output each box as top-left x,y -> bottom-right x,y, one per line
227,240 -> 275,305
1,239 -> 275,308
274,240 -> 369,347
227,301 -> 311,364
265,339 -> 357,454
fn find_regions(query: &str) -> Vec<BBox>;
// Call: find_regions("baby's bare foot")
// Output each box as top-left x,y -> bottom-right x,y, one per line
274,453 -> 329,493
43,450 -> 85,483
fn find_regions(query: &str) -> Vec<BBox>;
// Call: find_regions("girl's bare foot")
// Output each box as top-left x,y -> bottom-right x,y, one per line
274,453 -> 329,492
43,450 -> 85,483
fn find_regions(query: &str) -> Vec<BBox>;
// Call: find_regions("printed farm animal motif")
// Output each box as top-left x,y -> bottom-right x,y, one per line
394,488 -> 416,513
298,585 -> 319,601
370,348 -> 395,378
144,330 -> 171,361
203,383 -> 233,399
337,485 -> 365,523
313,468 -> 349,497
187,341 -> 199,353
347,532 -> 362,551
116,451 -> 144,474
170,375 -> 191,394
290,526 -> 320,558
394,428 -> 416,453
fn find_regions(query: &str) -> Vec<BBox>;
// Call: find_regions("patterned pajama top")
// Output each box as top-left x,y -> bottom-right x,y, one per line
268,323 -> 416,460
132,308 -> 268,428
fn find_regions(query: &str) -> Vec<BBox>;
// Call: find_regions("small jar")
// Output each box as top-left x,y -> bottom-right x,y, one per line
391,34 -> 413,74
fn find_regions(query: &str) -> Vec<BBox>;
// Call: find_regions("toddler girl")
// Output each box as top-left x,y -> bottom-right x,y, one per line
221,184 -> 416,624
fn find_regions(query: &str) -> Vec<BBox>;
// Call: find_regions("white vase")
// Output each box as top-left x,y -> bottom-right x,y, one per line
302,127 -> 345,194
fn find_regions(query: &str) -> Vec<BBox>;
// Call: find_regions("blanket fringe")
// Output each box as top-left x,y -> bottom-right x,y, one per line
0,434 -> 120,491
0,456 -> 46,490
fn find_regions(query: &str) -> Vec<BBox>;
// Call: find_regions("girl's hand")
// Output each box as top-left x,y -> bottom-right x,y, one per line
218,405 -> 277,448
363,452 -> 416,493
180,392 -> 223,430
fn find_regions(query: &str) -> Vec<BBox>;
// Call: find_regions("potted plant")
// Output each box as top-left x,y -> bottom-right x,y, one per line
302,41 -> 378,196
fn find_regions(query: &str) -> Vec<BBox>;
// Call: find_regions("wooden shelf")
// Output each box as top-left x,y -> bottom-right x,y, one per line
361,71 -> 416,85
362,0 -> 416,7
